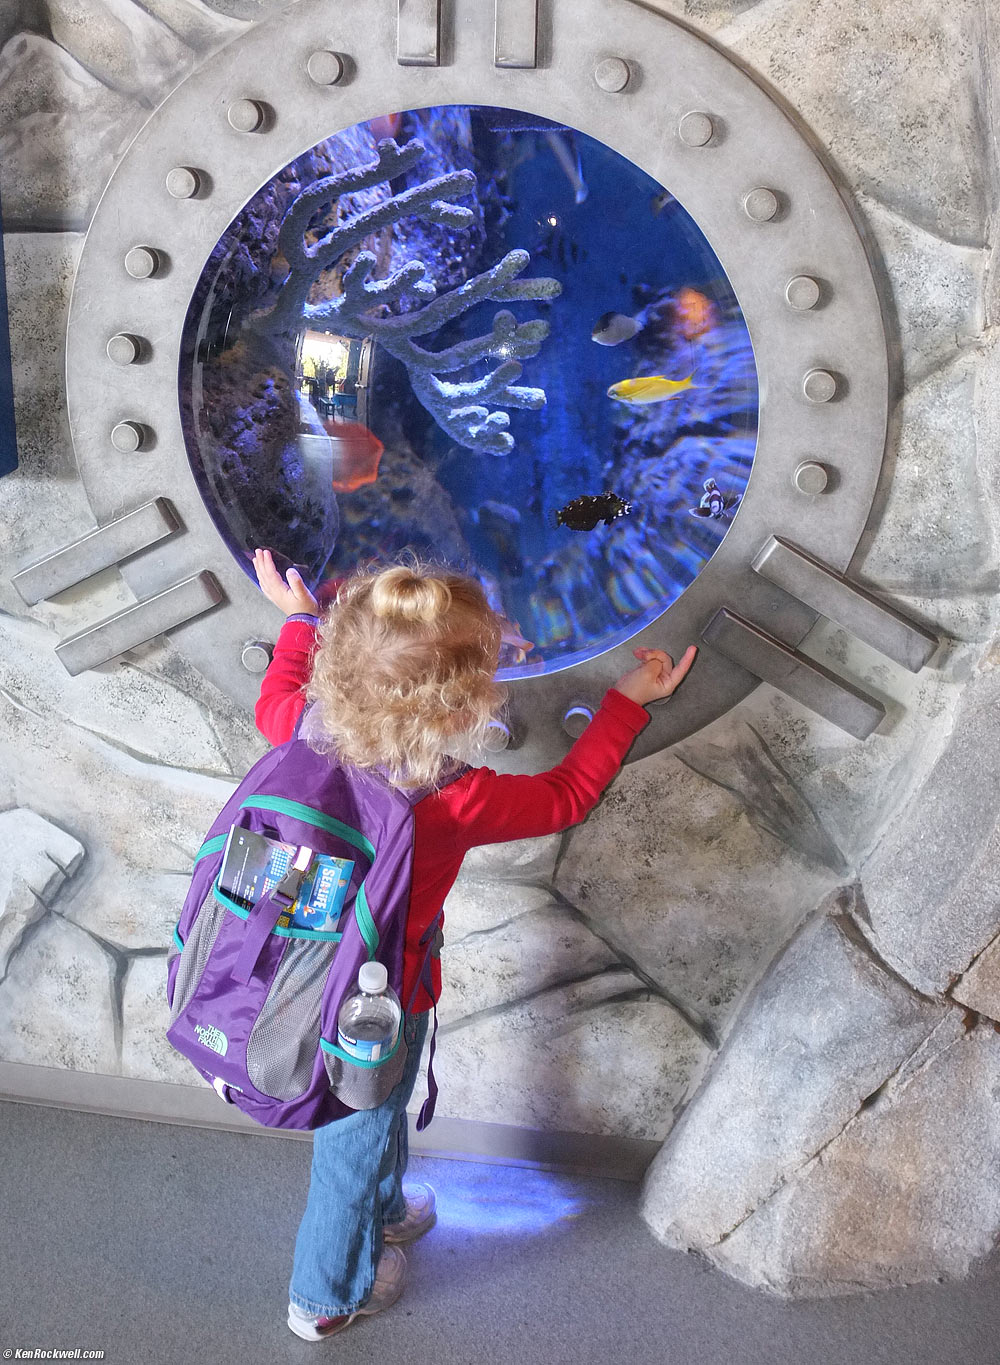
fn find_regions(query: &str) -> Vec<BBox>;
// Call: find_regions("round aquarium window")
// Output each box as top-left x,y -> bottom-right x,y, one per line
180,105 -> 758,676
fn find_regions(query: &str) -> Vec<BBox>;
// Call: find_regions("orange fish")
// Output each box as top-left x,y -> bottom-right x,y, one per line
322,420 -> 385,492
368,112 -> 402,142
675,287 -> 717,341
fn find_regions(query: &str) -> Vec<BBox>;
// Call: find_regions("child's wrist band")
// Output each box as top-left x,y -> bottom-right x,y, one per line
286,612 -> 320,626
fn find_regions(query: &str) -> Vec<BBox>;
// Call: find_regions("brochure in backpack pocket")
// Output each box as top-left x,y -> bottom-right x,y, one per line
219,826 -> 355,933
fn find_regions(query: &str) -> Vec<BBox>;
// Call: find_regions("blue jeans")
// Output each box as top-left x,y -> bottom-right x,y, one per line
289,1011 -> 429,1317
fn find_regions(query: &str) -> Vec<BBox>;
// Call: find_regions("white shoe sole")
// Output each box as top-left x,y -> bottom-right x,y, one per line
287,1247 -> 407,1341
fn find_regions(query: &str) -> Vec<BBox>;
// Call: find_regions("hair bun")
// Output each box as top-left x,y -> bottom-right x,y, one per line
370,566 -> 453,624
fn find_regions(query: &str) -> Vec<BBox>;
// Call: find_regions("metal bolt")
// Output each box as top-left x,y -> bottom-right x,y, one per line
803,369 -> 838,403
166,166 -> 200,199
562,704 -> 594,739
228,98 -> 267,133
485,719 -> 512,750
110,421 -> 146,453
678,111 -> 714,147
106,333 -> 142,366
743,187 -> 779,222
124,246 -> 161,279
241,641 -> 273,674
307,50 -> 346,85
785,275 -> 821,311
594,57 -> 631,92
793,461 -> 830,495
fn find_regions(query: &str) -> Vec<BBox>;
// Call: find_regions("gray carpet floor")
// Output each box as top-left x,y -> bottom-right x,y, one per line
1,1099 -> 999,1365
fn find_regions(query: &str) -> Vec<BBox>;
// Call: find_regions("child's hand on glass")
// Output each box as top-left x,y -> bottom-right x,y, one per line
614,644 -> 697,707
252,548 -> 320,617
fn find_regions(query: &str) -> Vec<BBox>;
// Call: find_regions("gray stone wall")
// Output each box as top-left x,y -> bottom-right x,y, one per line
1,0 -> 999,1298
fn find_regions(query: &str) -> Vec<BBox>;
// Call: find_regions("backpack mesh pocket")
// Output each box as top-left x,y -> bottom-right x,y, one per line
323,1034 -> 407,1111
169,892 -> 228,1023
246,939 -> 334,1101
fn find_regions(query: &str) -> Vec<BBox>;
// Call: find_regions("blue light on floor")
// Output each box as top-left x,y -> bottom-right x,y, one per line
431,1167 -> 590,1236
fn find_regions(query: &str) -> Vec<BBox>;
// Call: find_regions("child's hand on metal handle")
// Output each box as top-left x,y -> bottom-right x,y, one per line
252,547 -> 320,617
614,644 -> 697,707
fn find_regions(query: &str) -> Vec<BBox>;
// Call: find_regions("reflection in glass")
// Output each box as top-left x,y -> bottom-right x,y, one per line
180,106 -> 758,676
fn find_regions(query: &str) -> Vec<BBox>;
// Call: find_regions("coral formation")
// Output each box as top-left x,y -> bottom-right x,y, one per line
253,137 -> 561,456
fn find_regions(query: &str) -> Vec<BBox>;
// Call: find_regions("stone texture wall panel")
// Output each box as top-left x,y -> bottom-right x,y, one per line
45,0 -> 194,103
0,916 -> 119,1071
640,900 -> 948,1249
706,1016 -> 1000,1296
432,970 -> 709,1140
0,35 -> 144,230
711,0 -> 993,247
856,192 -> 986,388
861,666 -> 1000,995
0,808 -> 85,978
121,953 -> 200,1084
858,357 -> 992,594
555,753 -> 840,1033
441,895 -> 624,1022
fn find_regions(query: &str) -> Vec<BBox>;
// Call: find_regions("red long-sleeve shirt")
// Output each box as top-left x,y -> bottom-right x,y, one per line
256,619 -> 650,1010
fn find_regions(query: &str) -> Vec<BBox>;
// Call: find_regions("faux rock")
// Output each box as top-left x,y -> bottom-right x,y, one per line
707,1015 -> 1000,1296
0,915 -> 119,1072
857,355 -> 992,595
121,953 -> 199,1084
640,900 -> 947,1250
433,968 -> 709,1140
861,665 -> 1000,995
45,0 -> 194,105
130,0 -> 246,53
440,893 -> 622,1022
950,930 -> 1000,1023
0,809 -> 85,978
717,0 -> 993,246
0,36 -> 143,230
856,192 -> 985,387
556,751 -> 840,1032
457,833 -> 562,884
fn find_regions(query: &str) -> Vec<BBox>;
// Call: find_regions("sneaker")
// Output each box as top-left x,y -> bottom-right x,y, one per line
286,1245 -> 407,1341
383,1182 -> 437,1245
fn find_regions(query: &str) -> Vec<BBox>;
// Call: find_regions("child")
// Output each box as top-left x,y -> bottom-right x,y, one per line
251,547 -> 696,1342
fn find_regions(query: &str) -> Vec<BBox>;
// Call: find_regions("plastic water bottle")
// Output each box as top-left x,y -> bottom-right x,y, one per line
337,962 -> 401,1062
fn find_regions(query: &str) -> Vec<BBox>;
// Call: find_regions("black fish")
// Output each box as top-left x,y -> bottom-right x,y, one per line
554,492 -> 632,531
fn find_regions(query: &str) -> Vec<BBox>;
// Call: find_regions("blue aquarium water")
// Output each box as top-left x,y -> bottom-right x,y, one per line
180,105 -> 758,676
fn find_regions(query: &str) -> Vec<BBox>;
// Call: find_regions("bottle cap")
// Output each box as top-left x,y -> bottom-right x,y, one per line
358,961 -> 388,994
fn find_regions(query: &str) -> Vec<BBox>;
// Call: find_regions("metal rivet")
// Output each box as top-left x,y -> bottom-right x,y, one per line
743,187 -> 779,222
307,49 -> 346,85
485,719 -> 512,750
124,246 -> 160,279
562,704 -> 594,739
110,421 -> 146,453
166,166 -> 201,199
594,57 -> 631,92
793,461 -> 830,495
241,641 -> 273,674
228,98 -> 267,133
106,333 -> 143,365
803,369 -> 838,403
678,111 -> 714,147
785,275 -> 821,311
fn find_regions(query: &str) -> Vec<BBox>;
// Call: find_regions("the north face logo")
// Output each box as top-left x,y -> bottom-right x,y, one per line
194,1023 -> 229,1056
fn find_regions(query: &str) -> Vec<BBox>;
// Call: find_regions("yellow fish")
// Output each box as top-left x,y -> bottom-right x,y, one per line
606,374 -> 694,404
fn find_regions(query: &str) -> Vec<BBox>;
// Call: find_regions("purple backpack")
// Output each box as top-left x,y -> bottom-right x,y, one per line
166,728 -> 439,1131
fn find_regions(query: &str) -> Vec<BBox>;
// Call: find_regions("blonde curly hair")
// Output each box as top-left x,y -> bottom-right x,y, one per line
305,561 -> 506,789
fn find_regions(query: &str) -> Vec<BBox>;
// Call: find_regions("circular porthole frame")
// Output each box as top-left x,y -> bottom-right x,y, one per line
64,0 -> 889,772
